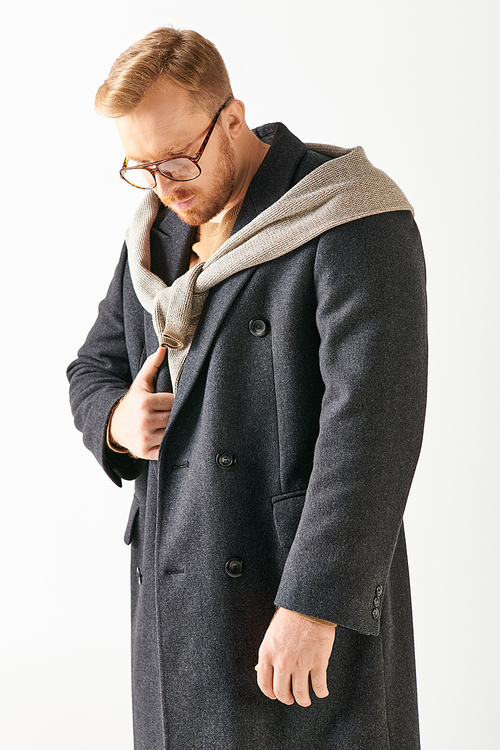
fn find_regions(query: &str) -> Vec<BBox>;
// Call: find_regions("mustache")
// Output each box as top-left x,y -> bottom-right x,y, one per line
161,190 -> 195,207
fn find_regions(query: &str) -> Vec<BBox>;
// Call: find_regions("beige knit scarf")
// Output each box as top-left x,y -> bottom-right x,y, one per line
125,144 -> 414,392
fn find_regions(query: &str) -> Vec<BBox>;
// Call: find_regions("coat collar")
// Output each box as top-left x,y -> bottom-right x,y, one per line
231,122 -> 309,232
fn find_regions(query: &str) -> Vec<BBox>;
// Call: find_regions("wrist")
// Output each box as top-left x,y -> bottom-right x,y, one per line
279,608 -> 336,627
106,397 -> 137,458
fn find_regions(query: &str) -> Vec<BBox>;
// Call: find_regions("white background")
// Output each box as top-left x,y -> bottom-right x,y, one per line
1,1 -> 498,748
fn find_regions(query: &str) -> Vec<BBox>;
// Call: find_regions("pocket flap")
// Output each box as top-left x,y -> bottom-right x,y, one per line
124,496 -> 140,545
271,490 -> 306,549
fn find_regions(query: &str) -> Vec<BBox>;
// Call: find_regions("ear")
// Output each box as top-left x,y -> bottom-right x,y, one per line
224,99 -> 246,141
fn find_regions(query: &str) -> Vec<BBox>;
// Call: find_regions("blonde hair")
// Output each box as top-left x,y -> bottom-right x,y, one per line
95,27 -> 233,118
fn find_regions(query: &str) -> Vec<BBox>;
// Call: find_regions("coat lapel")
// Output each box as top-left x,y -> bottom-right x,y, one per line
150,206 -> 196,286
164,264 -> 257,435
149,210 -> 195,393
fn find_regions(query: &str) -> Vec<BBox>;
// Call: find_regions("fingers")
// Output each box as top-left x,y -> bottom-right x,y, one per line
256,661 -> 294,705
255,608 -> 335,707
137,397 -> 173,428
126,419 -> 170,460
290,667 -> 329,706
255,663 -> 318,707
255,662 -> 276,701
150,391 -> 175,411
256,644 -> 311,707
290,672 -> 312,707
310,667 -> 329,700
273,670 -> 295,706
141,442 -> 162,461
134,346 -> 167,393
128,423 -> 169,460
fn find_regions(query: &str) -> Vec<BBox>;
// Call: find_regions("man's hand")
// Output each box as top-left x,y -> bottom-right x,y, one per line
256,607 -> 336,707
108,347 -> 174,460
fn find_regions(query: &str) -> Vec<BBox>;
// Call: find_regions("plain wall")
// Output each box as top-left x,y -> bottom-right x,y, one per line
1,1 -> 498,748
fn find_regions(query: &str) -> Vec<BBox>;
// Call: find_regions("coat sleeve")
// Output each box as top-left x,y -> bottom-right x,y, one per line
67,244 -> 147,487
273,210 -> 428,635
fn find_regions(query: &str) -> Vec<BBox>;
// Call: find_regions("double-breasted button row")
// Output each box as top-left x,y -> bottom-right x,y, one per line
372,584 -> 383,619
216,452 -> 236,468
225,558 -> 244,577
249,318 -> 269,337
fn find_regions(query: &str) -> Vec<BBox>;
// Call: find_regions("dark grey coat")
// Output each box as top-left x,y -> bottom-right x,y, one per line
68,123 -> 427,750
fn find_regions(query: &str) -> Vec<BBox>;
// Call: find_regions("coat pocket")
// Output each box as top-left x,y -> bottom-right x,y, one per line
124,495 -> 140,545
271,490 -> 306,549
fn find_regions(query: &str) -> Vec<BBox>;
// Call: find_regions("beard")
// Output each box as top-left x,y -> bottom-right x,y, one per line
160,128 -> 237,226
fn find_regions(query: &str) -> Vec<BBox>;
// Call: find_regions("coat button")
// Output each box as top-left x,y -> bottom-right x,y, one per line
136,567 -> 143,586
372,608 -> 380,620
373,596 -> 380,608
225,558 -> 244,577
249,318 -> 268,337
376,585 -> 383,597
216,452 -> 235,468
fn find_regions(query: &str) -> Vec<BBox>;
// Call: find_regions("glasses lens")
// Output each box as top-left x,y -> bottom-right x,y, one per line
158,158 -> 201,182
121,168 -> 156,189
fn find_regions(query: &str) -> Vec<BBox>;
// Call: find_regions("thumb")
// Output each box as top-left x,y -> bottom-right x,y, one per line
134,346 -> 167,393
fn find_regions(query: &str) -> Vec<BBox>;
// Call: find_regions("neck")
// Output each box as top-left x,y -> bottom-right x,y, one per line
214,128 -> 269,221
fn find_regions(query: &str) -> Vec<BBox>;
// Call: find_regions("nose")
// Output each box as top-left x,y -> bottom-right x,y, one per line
154,172 -> 176,202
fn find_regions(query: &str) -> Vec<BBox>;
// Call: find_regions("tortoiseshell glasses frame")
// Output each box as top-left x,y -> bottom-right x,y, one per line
119,97 -> 233,189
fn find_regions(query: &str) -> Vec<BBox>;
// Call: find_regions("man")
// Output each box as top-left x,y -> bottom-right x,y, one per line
68,27 -> 427,750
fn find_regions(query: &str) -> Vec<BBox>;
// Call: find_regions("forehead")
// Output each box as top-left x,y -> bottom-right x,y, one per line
115,79 -> 208,162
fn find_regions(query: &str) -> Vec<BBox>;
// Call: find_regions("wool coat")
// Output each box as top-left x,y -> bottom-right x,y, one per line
68,122 -> 428,750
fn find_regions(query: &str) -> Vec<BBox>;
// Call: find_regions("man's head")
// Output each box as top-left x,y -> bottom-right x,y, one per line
95,27 -> 233,119
97,28 -> 269,226
95,27 -> 267,226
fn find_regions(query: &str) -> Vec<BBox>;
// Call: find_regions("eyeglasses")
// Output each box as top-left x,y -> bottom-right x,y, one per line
119,98 -> 233,189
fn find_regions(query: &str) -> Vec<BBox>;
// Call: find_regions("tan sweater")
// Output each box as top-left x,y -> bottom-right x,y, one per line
190,203 -> 242,268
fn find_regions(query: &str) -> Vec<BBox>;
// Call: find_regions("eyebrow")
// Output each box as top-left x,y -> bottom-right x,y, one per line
134,138 -> 197,165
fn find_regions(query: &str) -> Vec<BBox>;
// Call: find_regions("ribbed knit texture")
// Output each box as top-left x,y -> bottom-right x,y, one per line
124,144 -> 414,392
